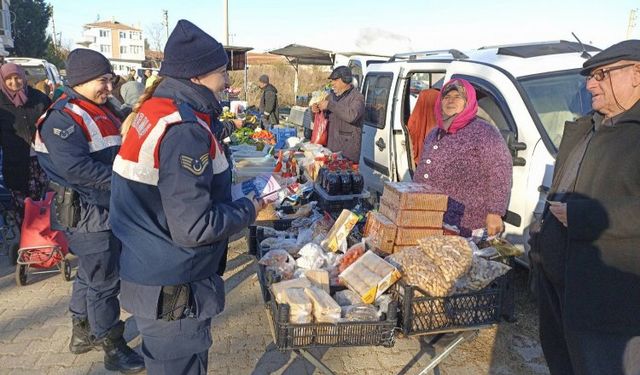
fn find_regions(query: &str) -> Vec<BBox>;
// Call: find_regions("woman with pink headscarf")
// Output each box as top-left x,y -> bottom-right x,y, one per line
414,78 -> 512,237
0,62 -> 51,218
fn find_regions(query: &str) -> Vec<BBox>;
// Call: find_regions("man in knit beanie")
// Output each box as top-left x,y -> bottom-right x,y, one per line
110,20 -> 262,375
34,47 -> 145,373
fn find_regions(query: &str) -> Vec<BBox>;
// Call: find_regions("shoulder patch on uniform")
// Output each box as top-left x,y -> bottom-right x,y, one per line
180,153 -> 209,176
53,125 -> 75,139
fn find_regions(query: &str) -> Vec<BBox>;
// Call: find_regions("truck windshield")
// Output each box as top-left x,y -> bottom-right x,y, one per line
519,71 -> 592,150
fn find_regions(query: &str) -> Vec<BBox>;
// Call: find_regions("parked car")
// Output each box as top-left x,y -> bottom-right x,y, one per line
5,57 -> 63,97
358,40 -> 599,266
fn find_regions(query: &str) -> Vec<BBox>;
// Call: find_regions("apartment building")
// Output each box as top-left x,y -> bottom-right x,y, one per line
77,20 -> 144,77
0,0 -> 13,57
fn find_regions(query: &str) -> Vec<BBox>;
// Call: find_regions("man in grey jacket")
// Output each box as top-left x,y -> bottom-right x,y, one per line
258,74 -> 279,128
312,66 -> 365,162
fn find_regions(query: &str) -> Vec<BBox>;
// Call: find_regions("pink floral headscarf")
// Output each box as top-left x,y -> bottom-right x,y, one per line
0,63 -> 28,107
434,78 -> 478,134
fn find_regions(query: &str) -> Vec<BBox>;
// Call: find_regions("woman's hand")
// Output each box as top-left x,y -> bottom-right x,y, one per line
311,103 -> 320,113
548,201 -> 568,227
486,213 -> 504,236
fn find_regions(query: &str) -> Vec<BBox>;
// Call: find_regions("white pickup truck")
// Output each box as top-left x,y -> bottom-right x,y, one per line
358,41 -> 599,266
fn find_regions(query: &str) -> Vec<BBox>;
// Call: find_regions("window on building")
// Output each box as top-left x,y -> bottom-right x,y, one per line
119,31 -> 126,39
99,29 -> 110,38
100,45 -> 111,53
120,46 -> 127,54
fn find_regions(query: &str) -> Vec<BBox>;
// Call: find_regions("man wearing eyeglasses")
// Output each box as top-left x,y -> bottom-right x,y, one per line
533,40 -> 640,375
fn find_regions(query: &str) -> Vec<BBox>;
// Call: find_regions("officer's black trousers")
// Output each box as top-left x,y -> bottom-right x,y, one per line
538,271 -> 640,375
135,315 -> 212,375
68,231 -> 121,339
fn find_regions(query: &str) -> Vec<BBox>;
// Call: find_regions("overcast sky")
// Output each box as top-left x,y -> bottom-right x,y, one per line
49,0 -> 638,54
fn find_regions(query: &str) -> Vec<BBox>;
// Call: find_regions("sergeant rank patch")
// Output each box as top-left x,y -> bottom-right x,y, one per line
53,125 -> 75,139
180,153 -> 209,176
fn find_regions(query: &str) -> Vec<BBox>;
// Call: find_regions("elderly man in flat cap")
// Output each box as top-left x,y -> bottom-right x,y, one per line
532,39 -> 640,375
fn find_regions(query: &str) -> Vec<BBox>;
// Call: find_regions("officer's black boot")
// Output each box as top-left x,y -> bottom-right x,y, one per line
69,317 -> 97,354
98,321 -> 145,374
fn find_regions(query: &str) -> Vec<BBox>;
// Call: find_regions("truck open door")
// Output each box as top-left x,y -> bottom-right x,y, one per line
359,66 -> 403,196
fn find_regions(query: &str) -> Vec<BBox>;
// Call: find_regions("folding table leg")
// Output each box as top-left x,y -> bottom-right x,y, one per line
293,349 -> 335,375
416,331 -> 478,375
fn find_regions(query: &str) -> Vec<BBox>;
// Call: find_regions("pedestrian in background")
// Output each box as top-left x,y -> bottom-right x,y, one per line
0,63 -> 50,225
258,74 -> 279,128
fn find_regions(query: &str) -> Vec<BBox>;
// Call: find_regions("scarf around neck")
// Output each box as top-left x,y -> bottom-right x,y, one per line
435,78 -> 478,134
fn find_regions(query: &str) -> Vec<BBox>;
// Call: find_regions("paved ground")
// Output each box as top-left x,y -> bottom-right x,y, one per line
0,230 -> 550,375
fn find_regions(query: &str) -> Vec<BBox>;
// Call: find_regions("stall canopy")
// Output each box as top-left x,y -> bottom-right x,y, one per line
225,45 -> 253,100
268,44 -> 335,99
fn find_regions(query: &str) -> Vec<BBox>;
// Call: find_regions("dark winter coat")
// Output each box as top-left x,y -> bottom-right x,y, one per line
326,86 -> 365,162
0,86 -> 50,192
259,84 -> 279,125
537,100 -> 640,335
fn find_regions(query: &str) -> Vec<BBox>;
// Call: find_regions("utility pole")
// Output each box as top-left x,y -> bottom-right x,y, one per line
223,0 -> 229,45
627,9 -> 638,39
51,6 -> 57,47
162,9 -> 169,39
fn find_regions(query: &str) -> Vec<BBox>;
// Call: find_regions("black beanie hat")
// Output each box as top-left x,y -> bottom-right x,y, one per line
65,48 -> 113,87
160,19 -> 229,79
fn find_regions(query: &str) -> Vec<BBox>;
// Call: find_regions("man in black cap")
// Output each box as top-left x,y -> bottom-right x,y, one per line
257,74 -> 279,128
311,65 -> 365,162
533,39 -> 640,375
33,48 -> 145,373
110,19 -> 261,375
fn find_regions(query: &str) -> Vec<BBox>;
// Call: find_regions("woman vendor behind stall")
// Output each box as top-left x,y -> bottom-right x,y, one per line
414,78 -> 512,237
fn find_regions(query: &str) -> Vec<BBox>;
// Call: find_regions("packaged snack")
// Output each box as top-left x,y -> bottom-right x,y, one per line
379,197 -> 444,228
321,209 -> 359,252
339,251 -> 401,304
363,211 -> 396,254
304,286 -> 341,323
381,182 -> 448,211
276,287 -> 313,324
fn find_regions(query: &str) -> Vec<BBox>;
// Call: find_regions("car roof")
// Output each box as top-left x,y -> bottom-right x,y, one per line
6,57 -> 50,66
385,40 -> 600,78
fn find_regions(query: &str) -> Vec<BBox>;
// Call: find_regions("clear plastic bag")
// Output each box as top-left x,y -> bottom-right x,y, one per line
341,304 -> 381,322
334,289 -> 362,306
259,249 -> 296,280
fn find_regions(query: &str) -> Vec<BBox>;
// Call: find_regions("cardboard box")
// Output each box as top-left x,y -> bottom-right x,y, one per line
339,251 -> 402,304
395,227 -> 444,245
379,198 -> 445,228
382,182 -> 448,211
363,211 -> 397,254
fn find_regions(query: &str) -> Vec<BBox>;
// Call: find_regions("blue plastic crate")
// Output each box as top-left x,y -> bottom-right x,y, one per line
272,127 -> 297,149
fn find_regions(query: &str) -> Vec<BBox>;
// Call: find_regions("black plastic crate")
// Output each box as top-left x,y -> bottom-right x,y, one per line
248,219 -> 295,256
256,264 -> 397,350
313,183 -> 370,214
391,269 -> 513,336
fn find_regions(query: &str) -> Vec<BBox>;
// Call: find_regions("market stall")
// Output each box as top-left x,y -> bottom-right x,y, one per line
227,129 -> 519,374
268,44 -> 335,101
